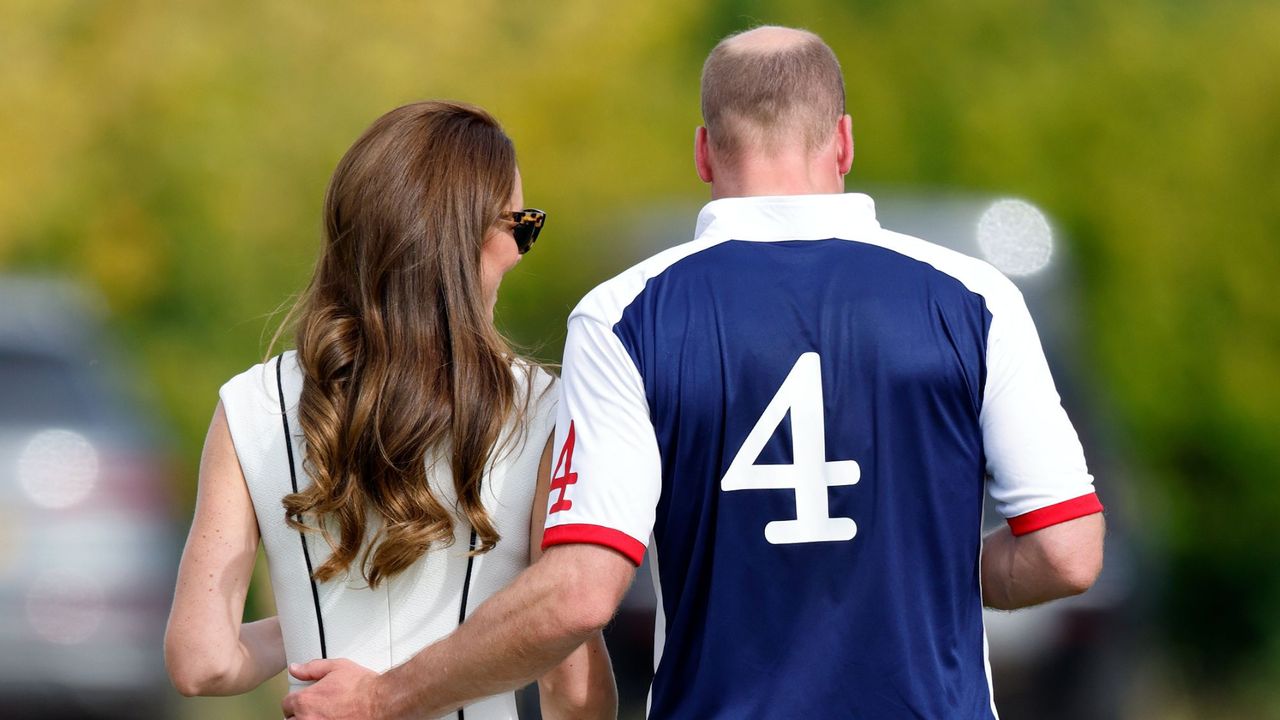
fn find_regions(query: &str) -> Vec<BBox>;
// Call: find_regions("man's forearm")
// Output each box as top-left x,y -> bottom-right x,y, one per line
375,545 -> 632,719
981,513 -> 1105,610
982,525 -> 1044,610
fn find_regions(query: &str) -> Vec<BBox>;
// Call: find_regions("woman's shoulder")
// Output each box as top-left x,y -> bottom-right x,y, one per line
218,350 -> 300,420
510,359 -> 559,438
214,352 -> 301,491
511,358 -> 559,401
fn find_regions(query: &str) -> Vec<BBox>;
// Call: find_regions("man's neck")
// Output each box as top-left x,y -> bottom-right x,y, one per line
709,153 -> 844,200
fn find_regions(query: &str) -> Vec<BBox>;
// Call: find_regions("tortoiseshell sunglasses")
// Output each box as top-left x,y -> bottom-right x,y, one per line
502,209 -> 546,254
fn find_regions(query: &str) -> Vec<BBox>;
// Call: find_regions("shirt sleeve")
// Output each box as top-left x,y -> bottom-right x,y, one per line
982,284 -> 1103,536
540,314 -> 662,565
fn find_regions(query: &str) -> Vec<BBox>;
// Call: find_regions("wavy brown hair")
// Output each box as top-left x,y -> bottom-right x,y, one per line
278,101 -> 528,588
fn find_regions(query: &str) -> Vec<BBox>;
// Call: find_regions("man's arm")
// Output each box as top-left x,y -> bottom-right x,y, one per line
381,543 -> 632,718
282,543 -> 635,720
981,512 -> 1105,610
529,437 -> 618,720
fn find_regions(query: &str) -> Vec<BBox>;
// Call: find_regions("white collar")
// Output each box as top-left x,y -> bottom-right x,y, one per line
694,192 -> 880,242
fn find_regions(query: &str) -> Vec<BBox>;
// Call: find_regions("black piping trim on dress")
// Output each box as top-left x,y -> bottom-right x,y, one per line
456,529 -> 479,720
277,353 -> 328,659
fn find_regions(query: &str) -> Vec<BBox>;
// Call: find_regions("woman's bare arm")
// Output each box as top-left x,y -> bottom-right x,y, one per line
530,435 -> 619,720
164,401 -> 286,696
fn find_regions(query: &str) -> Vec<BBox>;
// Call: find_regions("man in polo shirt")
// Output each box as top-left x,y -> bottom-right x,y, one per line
284,24 -> 1105,720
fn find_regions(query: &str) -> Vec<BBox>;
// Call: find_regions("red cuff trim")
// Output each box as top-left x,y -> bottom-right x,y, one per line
542,524 -> 646,566
1008,493 -> 1104,536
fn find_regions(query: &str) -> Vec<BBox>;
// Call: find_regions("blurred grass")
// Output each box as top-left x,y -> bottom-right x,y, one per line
2,0 -> 1278,715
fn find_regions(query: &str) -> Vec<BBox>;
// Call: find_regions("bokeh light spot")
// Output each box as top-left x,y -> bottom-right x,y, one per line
16,429 -> 99,509
976,199 -> 1054,276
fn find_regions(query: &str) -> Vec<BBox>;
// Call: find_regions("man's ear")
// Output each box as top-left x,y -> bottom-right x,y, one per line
836,114 -> 854,176
695,126 -> 714,184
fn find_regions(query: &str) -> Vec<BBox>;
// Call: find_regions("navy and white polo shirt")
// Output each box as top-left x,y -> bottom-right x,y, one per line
542,192 -> 1102,719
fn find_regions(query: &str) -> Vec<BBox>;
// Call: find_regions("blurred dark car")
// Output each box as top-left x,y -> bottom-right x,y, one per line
0,277 -> 179,719
558,194 -> 1142,720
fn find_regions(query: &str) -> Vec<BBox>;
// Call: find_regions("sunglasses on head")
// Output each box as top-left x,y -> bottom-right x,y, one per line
501,208 -> 546,254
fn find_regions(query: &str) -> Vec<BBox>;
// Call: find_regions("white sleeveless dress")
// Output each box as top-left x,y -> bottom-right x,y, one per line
219,350 -> 557,719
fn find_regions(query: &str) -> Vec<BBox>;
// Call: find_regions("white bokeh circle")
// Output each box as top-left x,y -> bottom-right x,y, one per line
976,199 -> 1054,277
16,429 -> 99,509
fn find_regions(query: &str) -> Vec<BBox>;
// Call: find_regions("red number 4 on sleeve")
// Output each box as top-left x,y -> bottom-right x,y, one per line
548,421 -> 578,513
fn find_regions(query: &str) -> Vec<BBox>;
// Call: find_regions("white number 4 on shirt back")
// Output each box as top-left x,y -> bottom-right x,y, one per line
721,352 -> 859,544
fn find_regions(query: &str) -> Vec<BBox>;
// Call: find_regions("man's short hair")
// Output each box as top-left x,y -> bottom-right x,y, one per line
700,26 -> 846,159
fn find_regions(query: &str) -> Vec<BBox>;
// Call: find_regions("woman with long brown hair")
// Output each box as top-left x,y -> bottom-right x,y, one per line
163,101 -> 616,719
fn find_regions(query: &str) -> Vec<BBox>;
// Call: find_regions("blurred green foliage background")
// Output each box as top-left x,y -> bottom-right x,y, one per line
2,0 -> 1278,717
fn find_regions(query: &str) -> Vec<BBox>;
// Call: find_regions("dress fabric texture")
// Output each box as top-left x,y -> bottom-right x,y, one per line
220,350 -> 557,719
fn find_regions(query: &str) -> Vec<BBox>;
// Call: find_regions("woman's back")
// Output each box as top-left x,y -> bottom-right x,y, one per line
166,101 -> 613,719
219,351 -> 557,717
